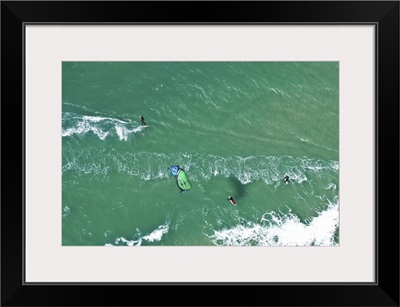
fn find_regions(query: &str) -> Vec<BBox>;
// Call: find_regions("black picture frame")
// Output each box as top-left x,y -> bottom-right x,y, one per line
1,1 -> 399,306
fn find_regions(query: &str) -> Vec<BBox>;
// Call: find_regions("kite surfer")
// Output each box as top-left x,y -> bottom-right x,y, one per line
141,115 -> 146,126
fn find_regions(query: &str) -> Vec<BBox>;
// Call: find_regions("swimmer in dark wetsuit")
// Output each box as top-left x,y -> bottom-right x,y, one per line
284,175 -> 290,183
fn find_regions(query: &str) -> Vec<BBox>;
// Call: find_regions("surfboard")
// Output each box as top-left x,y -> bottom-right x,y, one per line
228,197 -> 237,205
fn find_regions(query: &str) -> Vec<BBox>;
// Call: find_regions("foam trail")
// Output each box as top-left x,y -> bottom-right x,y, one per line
115,124 -> 147,141
62,112 -> 144,141
108,224 -> 169,246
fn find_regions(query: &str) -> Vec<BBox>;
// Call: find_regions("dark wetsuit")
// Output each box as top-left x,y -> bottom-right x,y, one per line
141,116 -> 146,126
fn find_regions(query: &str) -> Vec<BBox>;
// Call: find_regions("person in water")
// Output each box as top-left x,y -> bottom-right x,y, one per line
284,174 -> 290,183
227,196 -> 236,205
141,116 -> 146,126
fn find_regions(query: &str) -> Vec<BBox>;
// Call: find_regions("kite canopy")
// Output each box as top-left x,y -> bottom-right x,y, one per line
168,165 -> 180,176
168,165 -> 192,191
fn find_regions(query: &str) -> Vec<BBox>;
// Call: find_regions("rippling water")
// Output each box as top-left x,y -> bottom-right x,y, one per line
62,61 -> 339,246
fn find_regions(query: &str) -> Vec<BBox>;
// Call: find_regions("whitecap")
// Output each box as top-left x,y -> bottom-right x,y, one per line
209,201 -> 339,246
111,224 -> 170,246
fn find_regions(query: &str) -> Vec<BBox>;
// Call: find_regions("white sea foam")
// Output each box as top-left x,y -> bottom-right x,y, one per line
62,112 -> 142,141
325,183 -> 337,190
141,225 -> 169,242
62,120 -> 109,140
115,124 -> 146,141
62,206 -> 71,218
109,224 -> 170,246
209,201 -> 339,246
82,115 -> 127,124
63,150 -> 339,186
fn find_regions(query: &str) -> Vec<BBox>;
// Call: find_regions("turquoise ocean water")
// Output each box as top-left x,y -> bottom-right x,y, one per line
62,62 -> 339,246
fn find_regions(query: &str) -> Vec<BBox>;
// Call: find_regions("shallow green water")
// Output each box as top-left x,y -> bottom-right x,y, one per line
62,61 -> 339,246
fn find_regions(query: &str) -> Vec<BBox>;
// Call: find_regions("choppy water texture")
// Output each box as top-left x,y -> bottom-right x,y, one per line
62,62 -> 339,246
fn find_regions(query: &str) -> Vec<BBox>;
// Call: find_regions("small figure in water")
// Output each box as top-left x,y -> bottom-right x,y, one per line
227,196 -> 237,205
141,115 -> 146,126
284,174 -> 290,184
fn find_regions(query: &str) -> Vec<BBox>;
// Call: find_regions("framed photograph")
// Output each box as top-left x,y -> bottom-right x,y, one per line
2,1 -> 399,306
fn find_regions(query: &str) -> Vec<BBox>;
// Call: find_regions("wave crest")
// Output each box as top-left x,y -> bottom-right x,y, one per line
208,200 -> 339,246
62,112 -> 145,141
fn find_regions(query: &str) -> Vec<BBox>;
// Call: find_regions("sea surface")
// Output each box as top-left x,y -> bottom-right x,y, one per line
62,62 -> 339,246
